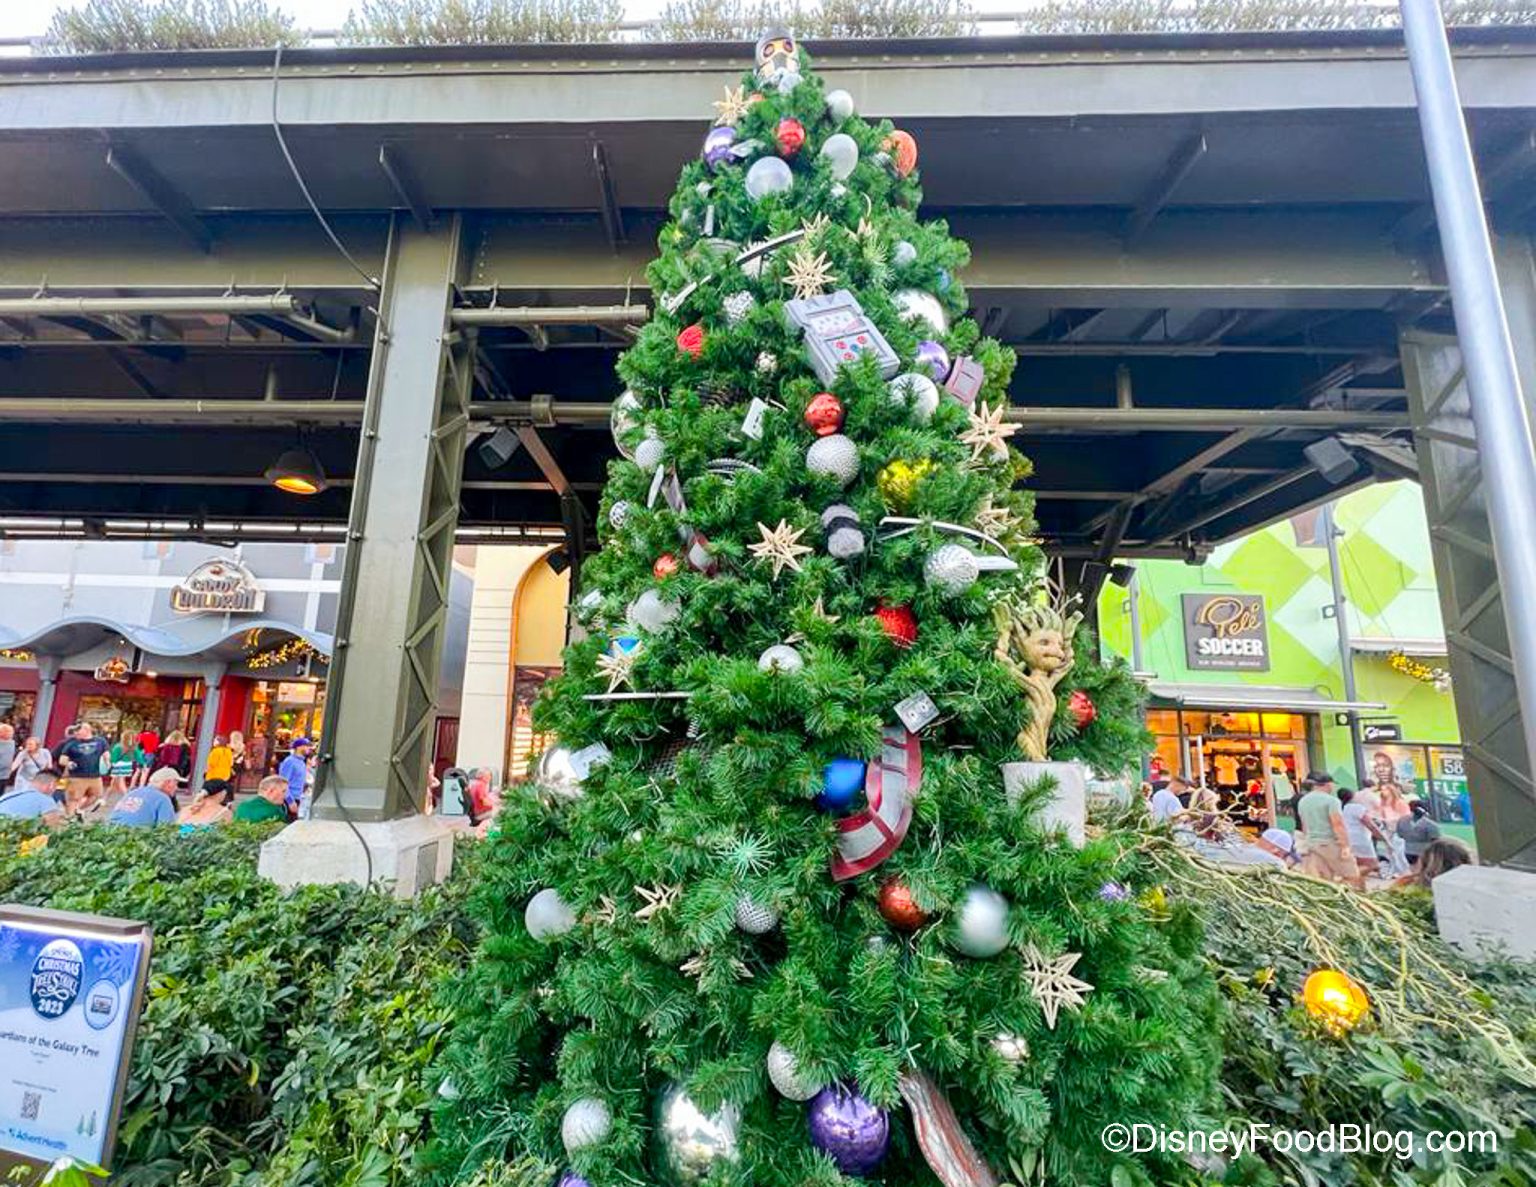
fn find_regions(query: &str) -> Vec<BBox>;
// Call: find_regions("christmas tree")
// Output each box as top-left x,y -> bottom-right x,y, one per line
428,32 -> 1219,1187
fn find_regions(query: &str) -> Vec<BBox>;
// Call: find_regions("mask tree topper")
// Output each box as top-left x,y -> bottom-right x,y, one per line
993,592 -> 1085,761
755,27 -> 801,93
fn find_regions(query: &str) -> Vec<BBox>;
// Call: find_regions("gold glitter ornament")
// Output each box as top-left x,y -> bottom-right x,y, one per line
877,458 -> 937,511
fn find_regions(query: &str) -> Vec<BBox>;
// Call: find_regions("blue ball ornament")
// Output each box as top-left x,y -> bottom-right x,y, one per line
818,758 -> 867,812
936,267 -> 953,292
612,635 -> 641,655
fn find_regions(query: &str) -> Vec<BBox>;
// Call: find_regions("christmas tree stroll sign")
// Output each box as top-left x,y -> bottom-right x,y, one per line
0,905 -> 152,1174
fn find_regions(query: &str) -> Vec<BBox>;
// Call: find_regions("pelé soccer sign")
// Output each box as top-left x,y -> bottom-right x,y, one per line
1182,593 -> 1270,672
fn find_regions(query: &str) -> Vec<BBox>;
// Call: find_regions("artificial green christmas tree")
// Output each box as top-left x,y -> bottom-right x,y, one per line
429,33 -> 1219,1187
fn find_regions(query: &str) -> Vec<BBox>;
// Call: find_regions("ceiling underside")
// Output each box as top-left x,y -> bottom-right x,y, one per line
3,32 -> 1534,561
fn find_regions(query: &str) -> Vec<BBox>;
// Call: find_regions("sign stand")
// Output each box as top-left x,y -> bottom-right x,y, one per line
0,905 -> 153,1180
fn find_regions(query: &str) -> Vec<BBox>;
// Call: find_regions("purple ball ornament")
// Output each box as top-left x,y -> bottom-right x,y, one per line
914,340 -> 951,383
807,1085 -> 890,1177
557,1174 -> 591,1187
703,125 -> 737,169
1099,880 -> 1131,902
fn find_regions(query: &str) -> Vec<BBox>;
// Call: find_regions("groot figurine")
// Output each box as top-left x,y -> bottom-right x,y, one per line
993,594 -> 1085,760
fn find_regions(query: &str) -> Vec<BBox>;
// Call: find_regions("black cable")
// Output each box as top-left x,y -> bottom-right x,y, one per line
270,44 -> 380,291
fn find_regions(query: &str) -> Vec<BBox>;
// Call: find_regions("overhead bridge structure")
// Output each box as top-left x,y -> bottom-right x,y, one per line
3,29 -> 1536,863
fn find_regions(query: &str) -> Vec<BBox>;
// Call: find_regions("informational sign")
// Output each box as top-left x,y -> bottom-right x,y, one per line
1182,593 -> 1270,672
1359,720 -> 1403,743
169,558 -> 265,615
0,905 -> 152,1172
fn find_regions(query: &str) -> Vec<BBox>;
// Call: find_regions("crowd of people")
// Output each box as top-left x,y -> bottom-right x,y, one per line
1146,767 -> 1475,892
0,718 -> 318,833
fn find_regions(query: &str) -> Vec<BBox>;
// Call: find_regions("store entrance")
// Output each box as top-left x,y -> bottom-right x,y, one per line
245,680 -> 327,781
1150,708 -> 1316,829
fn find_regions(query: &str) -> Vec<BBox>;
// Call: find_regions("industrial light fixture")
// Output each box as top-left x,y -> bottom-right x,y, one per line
266,442 -> 328,496
1109,562 -> 1137,588
1303,436 -> 1359,486
476,425 -> 523,470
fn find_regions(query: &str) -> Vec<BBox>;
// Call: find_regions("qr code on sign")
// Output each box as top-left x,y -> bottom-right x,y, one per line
20,1090 -> 40,1121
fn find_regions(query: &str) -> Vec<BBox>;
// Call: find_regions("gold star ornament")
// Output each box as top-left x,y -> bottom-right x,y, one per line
749,519 -> 813,578
634,883 -> 681,920
959,400 -> 1020,466
595,647 -> 638,693
1020,944 -> 1094,1030
712,84 -> 750,125
782,248 -> 836,300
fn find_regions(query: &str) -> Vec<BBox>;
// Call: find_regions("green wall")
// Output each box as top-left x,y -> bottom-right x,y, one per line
1098,481 -> 1461,788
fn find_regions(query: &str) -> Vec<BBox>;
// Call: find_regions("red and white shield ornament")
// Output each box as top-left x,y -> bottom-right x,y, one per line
830,725 -> 919,882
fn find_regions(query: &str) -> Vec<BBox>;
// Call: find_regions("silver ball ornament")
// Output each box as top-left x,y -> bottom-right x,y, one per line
953,884 -> 1011,958
757,644 -> 804,675
888,372 -> 940,423
627,588 -> 680,633
610,389 -> 643,459
526,888 -> 577,940
755,350 -> 779,374
745,156 -> 793,201
722,290 -> 756,326
825,88 -> 856,121
653,1082 -> 741,1187
766,1041 -> 824,1100
608,500 -> 633,530
806,433 -> 860,487
561,1097 -> 613,1153
819,133 -> 859,181
535,745 -> 584,802
634,433 -> 667,473
991,1033 -> 1029,1063
821,502 -> 866,560
925,544 -> 980,596
734,894 -> 781,933
892,240 -> 918,269
892,287 -> 950,335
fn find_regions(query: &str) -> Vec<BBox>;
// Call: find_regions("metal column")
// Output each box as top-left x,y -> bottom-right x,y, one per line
316,214 -> 472,822
189,664 -> 226,796
1323,503 -> 1366,784
1400,0 -> 1536,867
29,657 -> 61,743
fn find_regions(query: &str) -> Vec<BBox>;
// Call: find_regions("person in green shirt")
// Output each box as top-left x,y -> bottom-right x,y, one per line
233,775 -> 290,824
1295,773 -> 1361,888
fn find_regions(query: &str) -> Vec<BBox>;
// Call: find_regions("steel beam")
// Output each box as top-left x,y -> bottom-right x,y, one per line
377,144 -> 433,231
1122,132 -> 1207,248
4,36 -> 1532,134
105,144 -> 213,253
316,214 -> 471,823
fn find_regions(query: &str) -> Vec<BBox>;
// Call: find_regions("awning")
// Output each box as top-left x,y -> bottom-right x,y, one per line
0,614 -> 333,664
1145,681 -> 1386,713
1351,637 -> 1448,656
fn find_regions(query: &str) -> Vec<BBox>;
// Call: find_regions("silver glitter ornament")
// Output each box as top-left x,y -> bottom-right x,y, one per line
634,434 -> 667,473
766,1040 -> 824,1100
561,1097 -> 613,1153
892,287 -> 949,336
925,544 -> 979,596
806,433 -> 859,487
755,351 -> 779,374
892,240 -> 918,268
733,894 -> 780,933
653,1082 -> 741,1187
608,500 -> 633,530
953,884 -> 1011,958
722,291 -> 756,326
991,1033 -> 1029,1063
757,644 -> 804,674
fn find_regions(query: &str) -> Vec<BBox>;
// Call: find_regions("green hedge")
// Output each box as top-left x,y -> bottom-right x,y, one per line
0,821 -> 477,1187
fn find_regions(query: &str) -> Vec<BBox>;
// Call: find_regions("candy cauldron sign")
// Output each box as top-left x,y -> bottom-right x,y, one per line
170,558 -> 265,614
1182,593 -> 1270,671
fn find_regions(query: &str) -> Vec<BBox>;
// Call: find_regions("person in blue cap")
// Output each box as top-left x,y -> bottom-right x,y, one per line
277,737 -> 313,819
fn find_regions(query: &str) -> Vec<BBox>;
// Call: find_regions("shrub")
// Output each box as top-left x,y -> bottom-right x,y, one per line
0,821 -> 478,1187
340,0 -> 625,45
44,0 -> 305,54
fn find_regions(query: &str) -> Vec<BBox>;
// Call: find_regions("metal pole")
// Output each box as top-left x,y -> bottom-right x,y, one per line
1128,570 -> 1147,675
1323,503 -> 1366,783
1399,0 -> 1536,802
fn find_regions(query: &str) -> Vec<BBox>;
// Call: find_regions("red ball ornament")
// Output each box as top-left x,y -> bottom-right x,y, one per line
877,879 -> 929,931
884,129 -> 919,177
803,392 -> 845,437
874,601 -> 918,648
775,117 -> 807,156
653,553 -> 680,579
1068,689 -> 1097,729
677,322 -> 705,357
